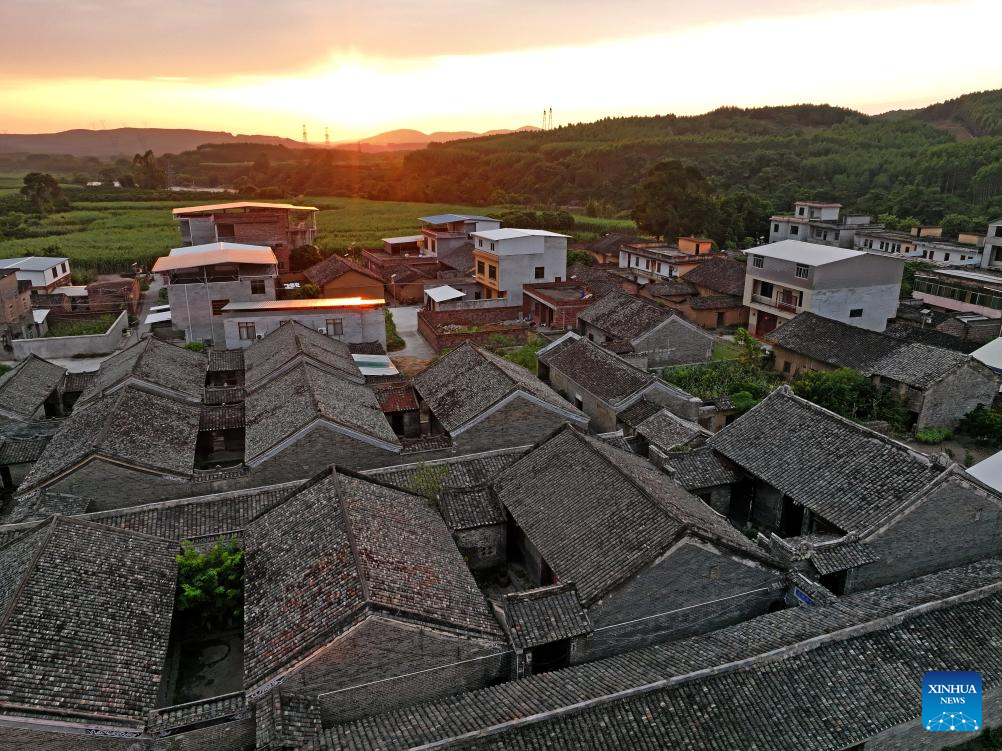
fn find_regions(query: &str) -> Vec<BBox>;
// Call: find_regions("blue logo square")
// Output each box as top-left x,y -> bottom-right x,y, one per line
923,671 -> 982,731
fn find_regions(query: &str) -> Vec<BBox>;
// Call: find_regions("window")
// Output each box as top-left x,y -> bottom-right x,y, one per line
773,223 -> 779,233
488,265 -> 497,281
211,299 -> 230,316
477,260 -> 485,276
250,280 -> 266,295
238,322 -> 256,340
534,266 -> 545,279
849,308 -> 863,318
216,222 -> 235,240
790,225 -> 799,235
795,263 -> 809,279
944,253 -> 951,261
326,318 -> 344,336
995,226 -> 1002,237
782,360 -> 791,373
797,207 -> 805,216
752,255 -> 764,268
490,242 -> 496,252
478,238 -> 483,248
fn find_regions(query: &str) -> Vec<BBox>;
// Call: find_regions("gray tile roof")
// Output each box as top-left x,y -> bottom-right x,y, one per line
0,489 -> 90,524
439,486 -> 504,530
883,322 -> 979,353
565,264 -> 632,298
615,398 -> 661,428
501,583 -> 592,649
585,233 -> 644,254
811,541 -> 880,576
146,692 -> 248,736
680,256 -> 747,296
244,468 -> 503,689
436,242 -> 476,273
204,386 -> 245,405
414,343 -> 584,432
709,387 -> 943,532
199,403 -> 245,430
0,517 -> 176,727
208,348 -> 245,371
78,336 -> 207,404
767,312 -> 972,389
644,279 -> 697,297
244,361 -> 399,462
493,426 -> 764,605
660,446 -> 743,490
577,290 -> 672,341
364,447 -> 526,498
635,409 -> 709,452
322,556 -> 1002,751
244,321 -> 362,387
539,336 -> 654,404
304,254 -> 383,286
0,435 -> 49,465
689,293 -> 743,310
20,387 -> 201,491
0,355 -> 64,420
61,370 -> 95,393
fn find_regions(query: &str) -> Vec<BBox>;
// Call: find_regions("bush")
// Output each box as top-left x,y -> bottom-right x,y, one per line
915,426 -> 953,444
385,308 -> 405,352
45,314 -> 117,337
183,341 -> 206,352
175,538 -> 243,632
792,368 -> 908,430
567,250 -> 593,267
730,391 -> 758,414
958,405 -> 1002,446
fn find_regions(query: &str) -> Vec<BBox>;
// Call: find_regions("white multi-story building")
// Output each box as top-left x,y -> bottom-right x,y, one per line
471,229 -> 569,305
617,236 -> 715,283
769,201 -> 883,249
0,257 -> 72,293
854,228 -> 983,265
744,240 -> 904,335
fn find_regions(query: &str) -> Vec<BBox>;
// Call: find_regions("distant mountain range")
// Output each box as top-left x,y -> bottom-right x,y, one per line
0,125 -> 542,158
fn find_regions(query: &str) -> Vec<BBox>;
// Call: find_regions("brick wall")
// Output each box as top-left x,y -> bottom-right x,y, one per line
454,524 -> 506,572
417,307 -> 531,352
576,539 -> 783,662
248,426 -> 402,483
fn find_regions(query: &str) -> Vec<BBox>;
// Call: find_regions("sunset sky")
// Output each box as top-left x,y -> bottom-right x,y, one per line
1,0 -> 999,141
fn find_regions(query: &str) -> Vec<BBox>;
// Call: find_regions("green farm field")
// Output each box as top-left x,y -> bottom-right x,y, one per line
0,191 -> 636,273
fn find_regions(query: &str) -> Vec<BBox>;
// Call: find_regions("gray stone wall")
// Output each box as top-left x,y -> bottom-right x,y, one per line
633,317 -> 714,368
452,396 -> 583,454
750,482 -> 785,530
576,539 -> 783,663
278,616 -> 507,726
851,474 -> 1002,593
917,362 -> 999,430
454,524 -> 506,572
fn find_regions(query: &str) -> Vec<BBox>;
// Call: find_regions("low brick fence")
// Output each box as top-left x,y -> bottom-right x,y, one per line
417,306 -> 532,351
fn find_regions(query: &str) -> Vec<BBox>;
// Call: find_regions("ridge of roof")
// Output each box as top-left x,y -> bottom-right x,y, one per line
333,467 -> 372,604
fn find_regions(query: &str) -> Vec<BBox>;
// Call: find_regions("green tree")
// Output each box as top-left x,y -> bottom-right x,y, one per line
289,244 -> 324,272
940,213 -> 976,238
292,283 -> 323,299
732,328 -> 765,368
567,250 -> 593,267
792,368 -> 908,429
175,538 -> 244,631
131,149 -> 167,189
632,160 -> 715,240
20,172 -> 65,213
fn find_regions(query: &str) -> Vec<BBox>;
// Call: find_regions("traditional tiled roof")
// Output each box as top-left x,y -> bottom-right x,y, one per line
0,436 -> 48,465
372,381 -> 419,413
0,489 -> 90,524
577,290 -> 672,341
0,355 -> 64,420
304,254 -> 384,287
811,541 -> 880,576
204,386 -> 245,405
62,370 -> 95,394
0,517 -> 176,727
660,446 -> 743,490
501,584 -> 592,649
767,312 -> 972,389
709,387 -> 943,532
539,336 -> 654,404
323,556 -> 1002,751
636,409 -> 709,452
20,387 -> 201,491
413,343 -> 584,433
348,341 -> 387,356
644,279 -> 697,298
244,468 -> 503,689
585,233 -> 644,254
78,336 -> 207,404
244,361 -> 399,462
208,348 -> 245,372
439,485 -> 505,530
615,398 -> 661,428
199,403 -> 245,430
436,242 -> 476,273
244,321 -> 363,387
883,322 -> 979,353
565,263 -> 631,298
681,256 -> 747,296
493,426 -> 764,604
146,692 -> 248,736
689,293 -> 743,310
364,447 -> 526,501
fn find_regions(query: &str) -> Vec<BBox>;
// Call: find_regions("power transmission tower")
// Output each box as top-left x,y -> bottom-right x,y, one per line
549,108 -> 553,130
324,127 -> 330,148
302,124 -> 308,144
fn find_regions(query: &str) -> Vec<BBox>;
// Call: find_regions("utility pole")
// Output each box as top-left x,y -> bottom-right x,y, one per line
302,124 -> 308,144
324,127 -> 330,148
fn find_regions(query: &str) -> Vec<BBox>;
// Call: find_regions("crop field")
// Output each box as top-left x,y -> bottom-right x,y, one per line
0,191 -> 636,273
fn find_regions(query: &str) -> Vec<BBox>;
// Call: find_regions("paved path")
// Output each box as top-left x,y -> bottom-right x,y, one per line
389,306 -> 435,359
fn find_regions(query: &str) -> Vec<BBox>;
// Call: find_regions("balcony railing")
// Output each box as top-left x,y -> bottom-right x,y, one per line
751,294 -> 801,314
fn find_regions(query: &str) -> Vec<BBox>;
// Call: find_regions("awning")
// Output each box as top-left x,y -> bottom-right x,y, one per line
425,285 -> 465,303
144,311 -> 172,325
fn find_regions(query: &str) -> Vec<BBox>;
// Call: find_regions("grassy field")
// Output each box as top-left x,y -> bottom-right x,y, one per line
0,189 -> 637,273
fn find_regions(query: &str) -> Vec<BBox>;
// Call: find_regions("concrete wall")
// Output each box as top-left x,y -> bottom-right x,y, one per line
417,306 -> 530,352
279,616 -> 507,726
221,307 -> 385,350
809,284 -> 901,332
12,311 -> 127,360
452,395 -> 585,454
850,473 -> 1002,592
577,539 -> 783,663
168,277 -> 275,345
